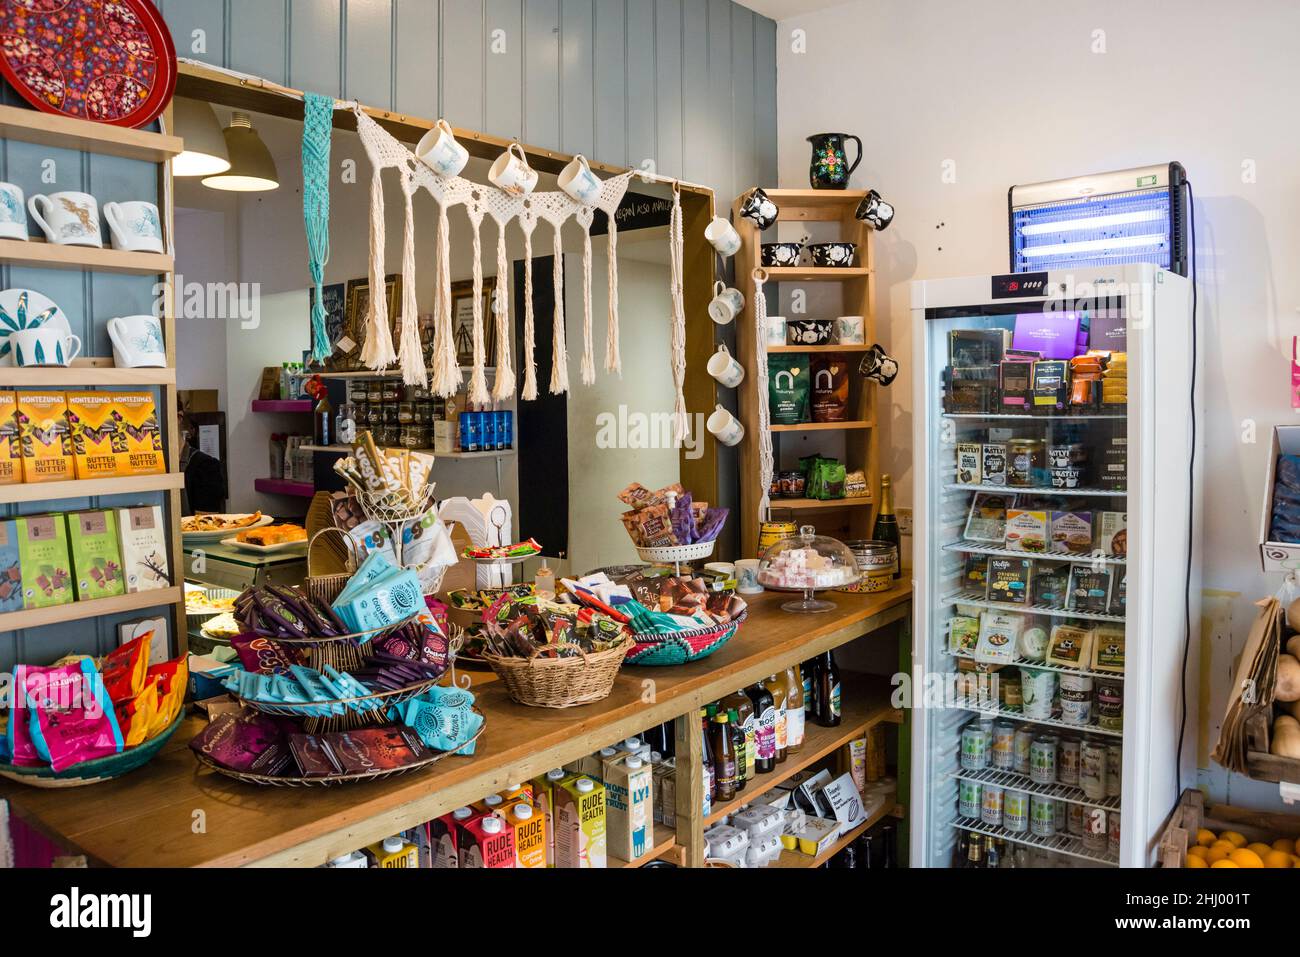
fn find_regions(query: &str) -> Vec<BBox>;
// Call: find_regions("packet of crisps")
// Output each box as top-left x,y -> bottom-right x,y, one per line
23,659 -> 124,771
100,631 -> 152,703
115,678 -> 161,747
146,656 -> 189,738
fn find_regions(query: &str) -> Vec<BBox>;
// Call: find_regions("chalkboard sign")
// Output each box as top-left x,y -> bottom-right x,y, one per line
592,190 -> 673,237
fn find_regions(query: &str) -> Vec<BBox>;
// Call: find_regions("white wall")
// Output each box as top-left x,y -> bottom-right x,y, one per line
775,0 -> 1294,808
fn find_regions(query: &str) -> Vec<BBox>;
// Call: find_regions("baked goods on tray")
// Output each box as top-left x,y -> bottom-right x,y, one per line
237,524 -> 307,547
183,511 -> 263,533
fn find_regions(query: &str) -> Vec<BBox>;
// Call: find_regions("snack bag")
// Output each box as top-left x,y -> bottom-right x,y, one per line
190,708 -> 292,775
0,390 -> 21,485
768,355 -> 810,425
23,659 -> 125,772
100,631 -> 152,702
146,656 -> 189,738
15,391 -> 73,483
115,678 -> 160,747
6,664 -> 44,766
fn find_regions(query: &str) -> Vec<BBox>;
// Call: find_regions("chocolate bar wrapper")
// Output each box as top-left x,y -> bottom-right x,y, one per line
695,506 -> 729,543
669,491 -> 696,545
328,726 -> 429,773
190,709 -> 293,776
618,482 -> 657,509
288,733 -> 344,777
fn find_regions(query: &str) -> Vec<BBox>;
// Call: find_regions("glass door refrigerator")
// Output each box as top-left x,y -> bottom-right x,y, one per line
909,264 -> 1200,868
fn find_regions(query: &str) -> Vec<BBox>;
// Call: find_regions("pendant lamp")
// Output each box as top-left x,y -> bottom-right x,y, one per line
171,98 -> 231,177
202,112 -> 279,192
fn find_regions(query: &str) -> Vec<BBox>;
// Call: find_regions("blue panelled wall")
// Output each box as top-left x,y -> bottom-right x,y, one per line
0,0 -> 778,668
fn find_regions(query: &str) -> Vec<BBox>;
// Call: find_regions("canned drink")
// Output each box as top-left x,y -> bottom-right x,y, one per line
1029,735 -> 1057,784
992,722 -> 1017,770
1059,673 -> 1094,727
1106,744 -> 1122,797
1059,738 -> 1081,786
1030,795 -> 1056,837
960,725 -> 991,771
1013,727 -> 1035,775
958,778 -> 982,819
1080,739 -> 1108,800
1108,811 -> 1121,857
1004,790 -> 1030,833
1021,668 -> 1057,720
1067,801 -> 1084,836
981,784 -> 1004,827
1096,678 -> 1124,732
1053,798 -> 1067,832
1083,807 -> 1108,854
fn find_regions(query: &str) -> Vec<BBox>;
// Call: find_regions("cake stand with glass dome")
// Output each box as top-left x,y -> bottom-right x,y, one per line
757,525 -> 860,613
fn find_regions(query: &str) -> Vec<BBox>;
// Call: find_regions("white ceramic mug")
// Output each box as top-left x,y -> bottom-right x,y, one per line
558,154 -> 602,204
735,558 -> 763,594
704,216 -> 741,257
766,315 -> 788,347
28,191 -> 101,247
103,200 -> 163,253
707,404 -> 745,446
707,343 -> 745,388
415,119 -> 470,178
107,314 -> 167,368
835,315 -> 865,345
489,142 -> 539,196
708,281 -> 744,325
0,182 -> 27,241
11,326 -> 80,367
704,562 -> 736,579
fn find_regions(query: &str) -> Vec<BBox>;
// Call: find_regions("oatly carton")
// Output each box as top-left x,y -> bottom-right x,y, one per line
604,754 -> 654,862
458,813 -> 516,868
554,776 -> 606,868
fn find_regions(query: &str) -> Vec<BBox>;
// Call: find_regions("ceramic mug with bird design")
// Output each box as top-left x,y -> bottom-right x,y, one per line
28,191 -> 101,247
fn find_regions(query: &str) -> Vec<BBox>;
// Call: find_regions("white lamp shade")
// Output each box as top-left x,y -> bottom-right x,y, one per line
171,98 -> 231,177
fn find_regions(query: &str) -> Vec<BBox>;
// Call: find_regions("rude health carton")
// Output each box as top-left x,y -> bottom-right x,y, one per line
555,776 -> 606,869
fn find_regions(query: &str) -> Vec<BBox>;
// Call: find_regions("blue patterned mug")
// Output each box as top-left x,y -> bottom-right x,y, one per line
0,182 -> 27,241
104,201 -> 163,253
11,327 -> 80,367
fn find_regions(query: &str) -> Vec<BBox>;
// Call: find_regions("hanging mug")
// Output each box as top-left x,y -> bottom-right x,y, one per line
708,281 -> 745,325
0,182 -> 27,241
807,132 -> 863,190
107,314 -> 167,368
739,187 -> 779,230
558,154 -> 603,204
416,119 -> 470,177
489,142 -> 539,196
855,188 -> 895,230
858,343 -> 900,386
103,201 -> 163,253
28,190 -> 101,247
10,326 -> 80,367
766,315 -> 788,347
707,405 -> 745,446
704,216 -> 741,257
707,343 -> 745,388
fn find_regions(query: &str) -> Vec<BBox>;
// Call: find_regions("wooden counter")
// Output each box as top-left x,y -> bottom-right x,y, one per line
1,584 -> 910,868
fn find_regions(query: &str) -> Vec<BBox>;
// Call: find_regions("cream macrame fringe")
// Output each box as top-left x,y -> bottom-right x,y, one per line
360,168 -> 396,369
668,187 -> 689,444
397,190 -> 426,386
580,222 -> 595,386
468,217 -> 490,406
491,222 -> 515,402
753,268 -> 775,520
605,219 -> 621,375
428,205 -> 461,396
520,224 -> 538,400
550,224 -> 570,394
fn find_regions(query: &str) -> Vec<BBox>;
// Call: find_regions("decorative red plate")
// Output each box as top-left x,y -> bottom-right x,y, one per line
0,0 -> 177,129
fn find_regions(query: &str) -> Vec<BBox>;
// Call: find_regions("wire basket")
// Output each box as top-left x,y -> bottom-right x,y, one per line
0,711 -> 185,788
191,707 -> 486,787
233,676 -> 442,734
481,637 -> 632,709
306,527 -> 359,607
267,610 -> 423,673
623,612 -> 747,667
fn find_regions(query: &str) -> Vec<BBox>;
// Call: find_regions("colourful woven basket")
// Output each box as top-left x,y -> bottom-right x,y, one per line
623,612 -> 746,667
0,711 -> 185,788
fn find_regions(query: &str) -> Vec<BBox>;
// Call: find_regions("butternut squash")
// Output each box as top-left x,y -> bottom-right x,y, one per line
1287,633 -> 1300,661
1287,597 -> 1300,633
1277,654 -> 1300,703
1272,714 -> 1300,759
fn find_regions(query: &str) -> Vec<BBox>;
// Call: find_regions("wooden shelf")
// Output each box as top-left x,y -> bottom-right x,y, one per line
0,104 -> 183,163
253,478 -> 315,498
704,673 -> 899,827
251,400 -> 314,413
611,823 -> 676,868
772,421 -> 872,432
0,238 -> 173,275
761,188 -> 870,206
767,344 -> 871,354
301,445 -> 514,460
763,266 -> 870,282
776,496 -> 873,510
0,361 -> 175,387
0,585 -> 183,633
0,471 -> 183,505
774,801 -> 902,868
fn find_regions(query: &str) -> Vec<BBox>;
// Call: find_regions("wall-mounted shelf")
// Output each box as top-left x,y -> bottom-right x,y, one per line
0,361 -> 175,387
254,478 -> 315,498
771,421 -> 872,432
777,496 -> 874,510
0,585 -> 184,634
762,266 -> 871,282
251,399 -> 314,413
0,472 -> 184,506
767,344 -> 871,354
0,238 -> 173,275
0,104 -> 183,163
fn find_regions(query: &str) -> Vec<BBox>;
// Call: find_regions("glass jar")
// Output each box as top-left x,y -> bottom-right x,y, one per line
757,525 -> 860,613
381,380 -> 401,404
1007,438 -> 1046,487
349,382 -> 370,405
367,380 -> 384,405
401,423 -> 429,449
398,401 -> 416,424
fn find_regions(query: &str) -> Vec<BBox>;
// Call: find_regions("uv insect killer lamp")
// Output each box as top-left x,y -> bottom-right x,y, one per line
1008,162 -> 1188,276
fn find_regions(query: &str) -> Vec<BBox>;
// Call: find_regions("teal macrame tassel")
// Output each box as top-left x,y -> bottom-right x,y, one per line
303,92 -> 333,363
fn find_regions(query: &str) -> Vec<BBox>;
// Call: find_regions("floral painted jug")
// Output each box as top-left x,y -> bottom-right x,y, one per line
807,132 -> 863,190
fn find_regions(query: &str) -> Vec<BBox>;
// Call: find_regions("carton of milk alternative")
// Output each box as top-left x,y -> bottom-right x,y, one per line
554,776 -> 606,868
604,755 -> 654,862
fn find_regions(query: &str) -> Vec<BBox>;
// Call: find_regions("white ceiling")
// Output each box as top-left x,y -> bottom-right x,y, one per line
734,0 -> 851,20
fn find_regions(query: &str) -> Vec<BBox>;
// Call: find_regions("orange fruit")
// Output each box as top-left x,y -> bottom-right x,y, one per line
1229,848 -> 1264,869
1248,842 -> 1274,859
1206,845 -> 1232,864
1221,831 -> 1248,848
1187,845 -> 1211,861
1273,838 -> 1296,854
1264,850 -> 1293,869
1197,828 -> 1218,847
1211,860 -> 1240,868
1186,855 -> 1209,868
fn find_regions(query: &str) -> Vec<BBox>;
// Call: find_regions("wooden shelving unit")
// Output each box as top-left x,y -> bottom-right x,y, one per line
733,188 -> 881,556
0,105 -> 186,647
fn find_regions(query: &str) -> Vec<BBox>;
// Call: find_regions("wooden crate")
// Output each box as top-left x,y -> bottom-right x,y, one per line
1158,788 -> 1300,867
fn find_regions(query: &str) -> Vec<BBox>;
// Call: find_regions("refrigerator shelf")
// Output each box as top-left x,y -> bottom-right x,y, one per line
941,588 -> 1126,625
951,697 -> 1124,738
943,540 -> 1126,565
944,647 -> 1125,681
952,815 -> 1118,866
942,412 -> 1127,422
942,483 -> 1126,498
948,766 -> 1122,812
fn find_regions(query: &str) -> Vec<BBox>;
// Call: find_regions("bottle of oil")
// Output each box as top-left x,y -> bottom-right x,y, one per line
727,709 -> 746,792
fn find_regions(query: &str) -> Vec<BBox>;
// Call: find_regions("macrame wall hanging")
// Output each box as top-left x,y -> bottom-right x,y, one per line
351,106 -> 635,399
302,92 -> 334,363
752,268 -> 775,520
667,184 -> 689,444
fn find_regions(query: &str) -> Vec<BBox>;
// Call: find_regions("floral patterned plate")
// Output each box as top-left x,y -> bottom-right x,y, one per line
0,288 -> 71,366
0,0 -> 177,129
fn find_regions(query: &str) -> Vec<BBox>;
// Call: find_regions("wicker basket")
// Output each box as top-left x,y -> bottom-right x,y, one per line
482,638 -> 632,709
0,711 -> 185,788
623,612 -> 746,667
307,527 -> 358,606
